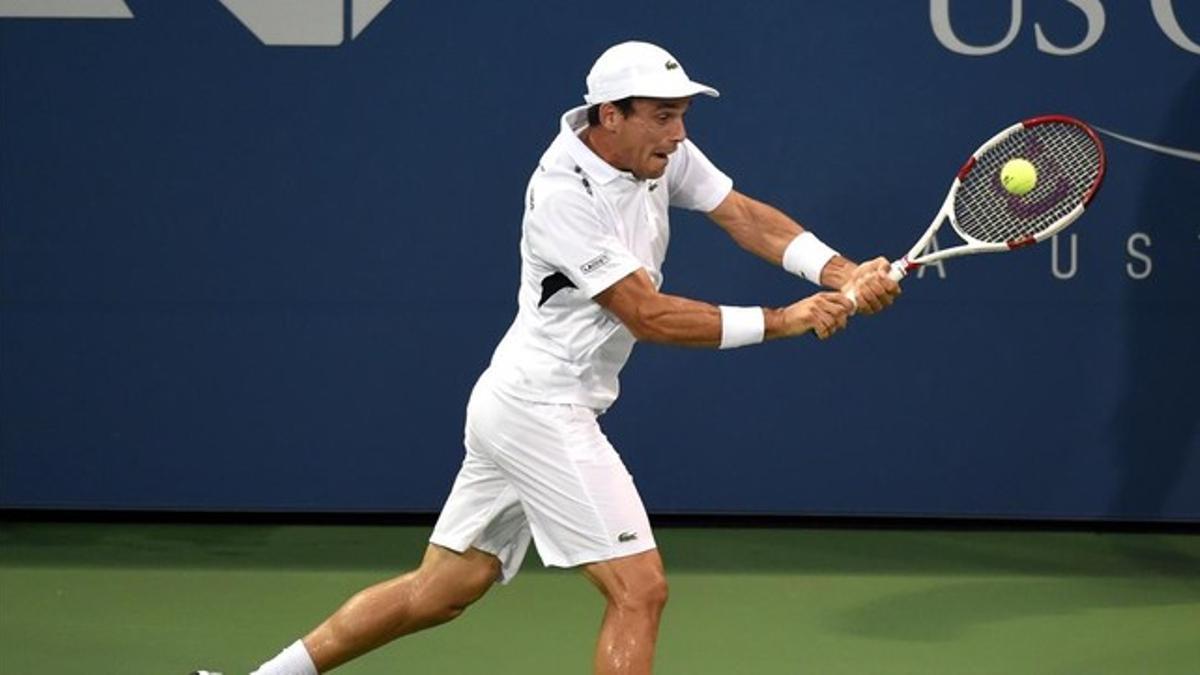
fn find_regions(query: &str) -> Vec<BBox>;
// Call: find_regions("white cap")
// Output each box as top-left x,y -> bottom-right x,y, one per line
584,41 -> 719,105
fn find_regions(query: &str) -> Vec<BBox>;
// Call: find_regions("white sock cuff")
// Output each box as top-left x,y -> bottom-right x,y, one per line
251,639 -> 318,675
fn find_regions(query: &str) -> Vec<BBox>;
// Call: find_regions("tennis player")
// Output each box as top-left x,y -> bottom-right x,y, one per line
222,40 -> 900,675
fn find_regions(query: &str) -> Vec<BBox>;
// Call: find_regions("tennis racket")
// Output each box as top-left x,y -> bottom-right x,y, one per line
850,115 -> 1105,301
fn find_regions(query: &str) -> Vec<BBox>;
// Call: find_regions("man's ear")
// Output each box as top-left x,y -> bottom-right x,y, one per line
601,102 -> 622,131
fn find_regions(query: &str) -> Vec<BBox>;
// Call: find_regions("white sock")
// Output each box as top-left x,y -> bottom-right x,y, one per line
250,639 -> 318,675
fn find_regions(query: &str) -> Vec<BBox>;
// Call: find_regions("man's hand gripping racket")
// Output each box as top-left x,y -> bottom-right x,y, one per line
847,115 -> 1106,304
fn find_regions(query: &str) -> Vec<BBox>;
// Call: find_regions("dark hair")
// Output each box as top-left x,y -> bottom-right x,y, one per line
586,97 -> 636,126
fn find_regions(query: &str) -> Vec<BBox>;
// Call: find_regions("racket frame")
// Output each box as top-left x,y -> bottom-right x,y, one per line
888,115 -> 1105,282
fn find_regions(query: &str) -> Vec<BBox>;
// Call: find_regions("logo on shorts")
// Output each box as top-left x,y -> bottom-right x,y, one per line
664,61 -> 679,71
618,531 -> 638,543
580,254 -> 610,275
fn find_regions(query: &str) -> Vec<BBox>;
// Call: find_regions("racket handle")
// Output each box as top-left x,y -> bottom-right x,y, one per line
843,259 -> 908,310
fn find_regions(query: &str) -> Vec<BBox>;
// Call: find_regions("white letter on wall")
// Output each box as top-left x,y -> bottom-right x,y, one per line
931,0 -> 1022,55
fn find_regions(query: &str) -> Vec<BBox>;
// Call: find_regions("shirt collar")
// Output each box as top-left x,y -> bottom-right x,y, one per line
559,105 -> 634,185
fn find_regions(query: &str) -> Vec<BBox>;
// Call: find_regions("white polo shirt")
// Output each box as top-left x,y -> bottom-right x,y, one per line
484,105 -> 733,410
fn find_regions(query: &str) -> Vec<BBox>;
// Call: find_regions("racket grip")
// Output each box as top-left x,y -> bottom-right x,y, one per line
843,259 -> 908,309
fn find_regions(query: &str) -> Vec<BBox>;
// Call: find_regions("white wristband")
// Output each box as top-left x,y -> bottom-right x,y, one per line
718,305 -> 765,349
782,231 -> 839,285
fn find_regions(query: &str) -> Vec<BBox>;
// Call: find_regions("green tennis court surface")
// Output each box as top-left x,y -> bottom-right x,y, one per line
1,523 -> 1197,674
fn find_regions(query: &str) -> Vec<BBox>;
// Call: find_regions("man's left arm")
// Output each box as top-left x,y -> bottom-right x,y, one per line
707,189 -> 899,315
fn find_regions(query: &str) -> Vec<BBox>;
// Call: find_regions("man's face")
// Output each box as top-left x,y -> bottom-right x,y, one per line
610,98 -> 691,180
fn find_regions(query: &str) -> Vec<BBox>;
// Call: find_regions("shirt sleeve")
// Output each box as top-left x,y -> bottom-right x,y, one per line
667,139 -> 734,212
527,187 -> 642,298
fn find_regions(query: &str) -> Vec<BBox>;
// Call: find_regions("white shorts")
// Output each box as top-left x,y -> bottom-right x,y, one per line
430,374 -> 656,583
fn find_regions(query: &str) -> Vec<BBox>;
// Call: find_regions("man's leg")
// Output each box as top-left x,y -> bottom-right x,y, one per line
256,544 -> 501,674
582,549 -> 669,675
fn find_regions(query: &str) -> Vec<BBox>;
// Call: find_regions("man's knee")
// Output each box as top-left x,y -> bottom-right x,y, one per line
415,545 -> 501,623
431,568 -> 495,621
587,551 -> 669,614
623,572 -> 668,614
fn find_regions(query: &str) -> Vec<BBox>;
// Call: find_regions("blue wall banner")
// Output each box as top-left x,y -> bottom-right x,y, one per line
2,1 -> 1197,520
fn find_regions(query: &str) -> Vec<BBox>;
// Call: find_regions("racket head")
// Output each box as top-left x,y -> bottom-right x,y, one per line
948,115 -> 1106,250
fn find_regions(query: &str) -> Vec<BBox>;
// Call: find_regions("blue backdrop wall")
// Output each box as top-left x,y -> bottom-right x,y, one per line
2,1 -> 1197,520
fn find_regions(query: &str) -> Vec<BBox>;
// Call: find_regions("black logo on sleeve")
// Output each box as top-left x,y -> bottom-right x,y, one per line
580,254 -> 610,275
664,61 -> 679,71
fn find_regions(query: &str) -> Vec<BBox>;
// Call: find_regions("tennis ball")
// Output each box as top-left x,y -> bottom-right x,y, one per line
1000,158 -> 1038,196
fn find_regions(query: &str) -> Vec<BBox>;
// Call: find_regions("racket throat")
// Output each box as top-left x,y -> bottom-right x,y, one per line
891,258 -> 921,280
1007,234 -> 1038,250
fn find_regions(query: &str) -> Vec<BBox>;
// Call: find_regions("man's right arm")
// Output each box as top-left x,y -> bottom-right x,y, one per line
593,268 -> 855,346
531,182 -> 854,347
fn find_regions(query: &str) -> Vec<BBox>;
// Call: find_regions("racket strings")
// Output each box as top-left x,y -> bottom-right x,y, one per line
953,123 -> 1101,245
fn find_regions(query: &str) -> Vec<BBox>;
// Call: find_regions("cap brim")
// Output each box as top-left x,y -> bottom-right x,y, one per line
585,80 -> 720,105
649,81 -> 719,99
